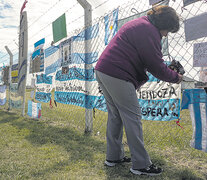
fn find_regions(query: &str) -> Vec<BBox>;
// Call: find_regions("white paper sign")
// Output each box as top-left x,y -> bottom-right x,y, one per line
183,0 -> 201,7
184,12 -> 207,42
149,0 -> 162,5
193,42 -> 207,67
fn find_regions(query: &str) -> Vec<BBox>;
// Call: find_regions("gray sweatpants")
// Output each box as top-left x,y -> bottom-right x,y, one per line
95,70 -> 152,169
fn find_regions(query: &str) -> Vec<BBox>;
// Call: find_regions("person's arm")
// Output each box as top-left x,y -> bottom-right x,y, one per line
136,29 -> 180,83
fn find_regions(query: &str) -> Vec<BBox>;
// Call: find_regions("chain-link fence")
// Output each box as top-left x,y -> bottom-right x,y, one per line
1,0 -> 207,177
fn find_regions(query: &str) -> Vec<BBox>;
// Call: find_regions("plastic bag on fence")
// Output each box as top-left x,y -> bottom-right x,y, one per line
181,89 -> 207,152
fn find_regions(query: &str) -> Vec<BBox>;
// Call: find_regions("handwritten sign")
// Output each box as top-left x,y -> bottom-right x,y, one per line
193,42 -> 207,67
35,74 -> 53,102
137,78 -> 181,121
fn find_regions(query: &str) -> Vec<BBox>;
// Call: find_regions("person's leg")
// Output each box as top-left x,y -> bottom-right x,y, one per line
96,71 -> 124,161
95,71 -> 151,169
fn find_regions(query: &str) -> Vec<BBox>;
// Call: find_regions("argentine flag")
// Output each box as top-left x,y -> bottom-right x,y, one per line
0,85 -> 6,105
27,100 -> 41,118
31,38 -> 45,73
104,8 -> 119,45
181,89 -> 207,152
44,45 -> 61,75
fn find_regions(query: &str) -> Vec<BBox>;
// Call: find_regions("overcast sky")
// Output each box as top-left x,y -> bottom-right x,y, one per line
0,0 -> 130,65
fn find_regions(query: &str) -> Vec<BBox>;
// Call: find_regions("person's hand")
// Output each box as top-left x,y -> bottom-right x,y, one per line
176,73 -> 183,84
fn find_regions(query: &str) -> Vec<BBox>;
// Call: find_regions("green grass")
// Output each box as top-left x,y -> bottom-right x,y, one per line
0,89 -> 206,179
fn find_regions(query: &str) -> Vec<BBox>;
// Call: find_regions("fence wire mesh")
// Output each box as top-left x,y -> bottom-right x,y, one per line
1,0 -> 207,177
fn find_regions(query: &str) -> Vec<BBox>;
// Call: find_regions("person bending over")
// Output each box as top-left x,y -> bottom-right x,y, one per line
95,5 -> 182,176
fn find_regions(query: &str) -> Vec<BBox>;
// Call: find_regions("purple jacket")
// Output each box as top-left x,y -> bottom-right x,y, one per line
95,16 -> 179,89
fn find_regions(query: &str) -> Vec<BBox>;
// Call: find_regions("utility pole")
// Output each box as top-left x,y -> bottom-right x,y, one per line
77,0 -> 93,134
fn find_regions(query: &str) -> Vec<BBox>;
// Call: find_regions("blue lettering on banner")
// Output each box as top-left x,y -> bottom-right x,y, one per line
54,91 -> 107,110
139,99 -> 180,121
35,92 -> 51,103
45,46 -> 59,58
36,74 -> 53,84
55,67 -> 95,81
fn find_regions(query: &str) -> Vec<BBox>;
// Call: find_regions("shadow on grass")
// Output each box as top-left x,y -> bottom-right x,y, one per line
0,110 -> 19,124
0,110 -> 205,180
0,111 -> 106,177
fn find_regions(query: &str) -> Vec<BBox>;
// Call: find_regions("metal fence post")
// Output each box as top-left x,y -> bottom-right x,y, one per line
5,46 -> 13,111
77,0 -> 93,134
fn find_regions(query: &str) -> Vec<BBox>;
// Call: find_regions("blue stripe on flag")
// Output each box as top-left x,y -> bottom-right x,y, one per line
193,103 -> 203,150
0,85 -> 6,93
104,8 -> 119,45
181,89 -> 207,109
45,58 -> 61,75
72,52 -> 98,64
0,98 -> 6,105
45,46 -> 59,58
32,49 -> 40,59
0,85 -> 6,105
27,100 -> 41,118
73,23 -> 99,41
34,38 -> 45,48
27,100 -> 32,117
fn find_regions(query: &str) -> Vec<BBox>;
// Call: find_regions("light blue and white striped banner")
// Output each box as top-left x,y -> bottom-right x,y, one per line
0,67 -> 4,85
31,38 -> 45,73
35,74 -> 53,103
54,66 -> 105,110
104,8 -> 119,45
181,89 -> 207,152
44,45 -> 61,75
0,85 -> 6,105
54,61 -> 181,121
27,100 -> 41,118
72,24 -> 99,64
